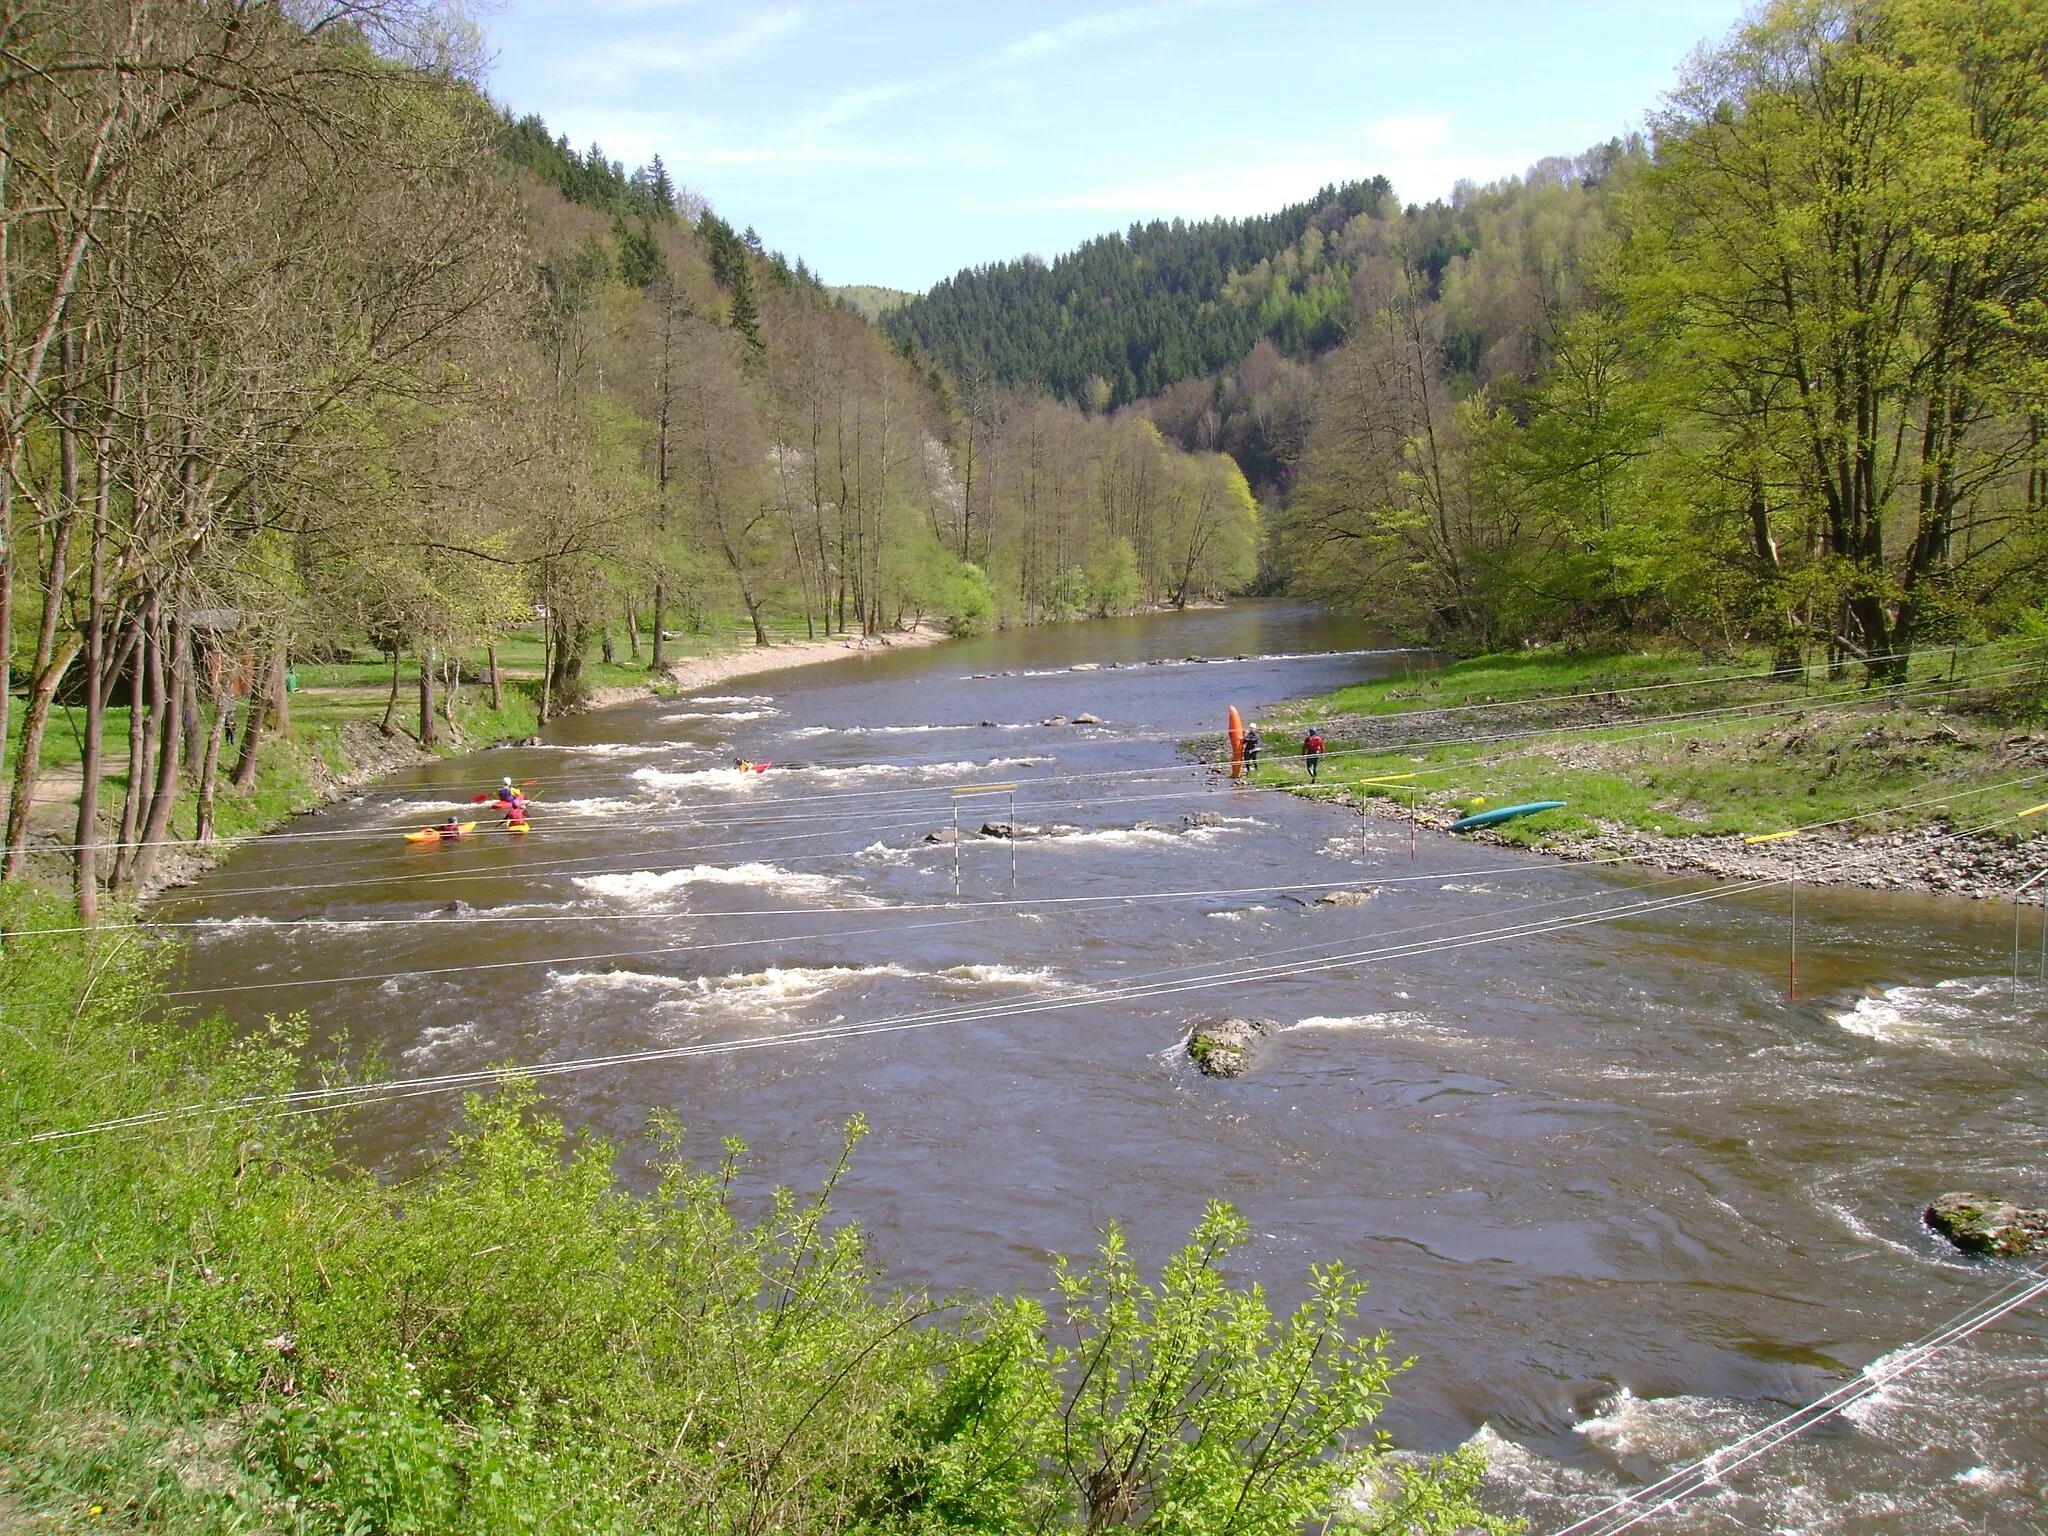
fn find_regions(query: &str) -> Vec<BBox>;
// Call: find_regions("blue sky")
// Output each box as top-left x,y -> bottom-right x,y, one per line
483,1 -> 1751,292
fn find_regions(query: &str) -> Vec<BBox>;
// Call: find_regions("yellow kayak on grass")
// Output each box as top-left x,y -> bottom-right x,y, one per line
404,821 -> 478,843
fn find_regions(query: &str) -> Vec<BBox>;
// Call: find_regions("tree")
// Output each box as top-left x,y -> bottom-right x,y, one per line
1640,0 -> 2048,679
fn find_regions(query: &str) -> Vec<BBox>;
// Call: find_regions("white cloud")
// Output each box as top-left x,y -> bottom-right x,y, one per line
1365,113 -> 1452,154
565,6 -> 807,86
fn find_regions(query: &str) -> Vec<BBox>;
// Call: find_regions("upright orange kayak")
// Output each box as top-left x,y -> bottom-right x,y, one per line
1227,706 -> 1244,778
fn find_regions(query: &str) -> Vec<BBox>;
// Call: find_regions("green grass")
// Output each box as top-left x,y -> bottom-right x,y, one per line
0,885 -> 1499,1535
1258,641 -> 2048,846
4,615 -> 855,870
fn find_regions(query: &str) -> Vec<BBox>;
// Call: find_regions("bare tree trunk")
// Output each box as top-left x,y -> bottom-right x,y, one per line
115,598 -> 163,888
417,646 -> 437,746
626,605 -> 640,661
539,617 -> 553,723
232,648 -> 281,789
179,652 -> 203,769
193,648 -> 228,844
441,652 -> 462,741
487,640 -> 503,710
379,645 -> 401,734
74,501 -> 110,921
3,346 -> 85,876
128,605 -> 191,892
270,647 -> 291,738
650,580 -> 666,670
0,475 -> 13,841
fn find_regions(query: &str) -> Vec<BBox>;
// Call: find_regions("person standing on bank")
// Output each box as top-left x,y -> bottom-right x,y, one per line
1302,725 -> 1325,782
1243,722 -> 1262,773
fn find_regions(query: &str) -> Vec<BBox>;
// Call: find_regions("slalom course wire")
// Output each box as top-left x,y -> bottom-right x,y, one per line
20,657 -> 2037,925
29,790 -> 2029,1147
25,873 -> 1790,1145
1546,1265 -> 2048,1536
13,783 -> 2038,1150
25,637 -> 2041,861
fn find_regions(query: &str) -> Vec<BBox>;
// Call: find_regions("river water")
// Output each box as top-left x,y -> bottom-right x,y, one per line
164,604 -> 2047,1533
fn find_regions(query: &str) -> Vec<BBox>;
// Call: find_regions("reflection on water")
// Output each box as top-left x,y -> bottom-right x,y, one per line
163,604 -> 2048,1535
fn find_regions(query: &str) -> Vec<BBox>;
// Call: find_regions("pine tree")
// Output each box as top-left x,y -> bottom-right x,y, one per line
728,257 -> 761,349
647,154 -> 676,219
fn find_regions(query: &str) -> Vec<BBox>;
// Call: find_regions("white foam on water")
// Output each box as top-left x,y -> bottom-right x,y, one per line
939,963 -> 1062,987
545,968 -> 698,994
791,723 -> 980,737
660,963 -> 921,1015
1037,827 -> 1185,849
1205,907 -> 1256,922
663,708 -> 778,722
856,841 -> 911,866
687,694 -> 773,705
527,741 -> 675,757
539,796 -> 641,818
403,1021 -> 481,1062
574,862 -> 862,907
794,756 -> 1055,782
632,765 -> 768,790
1831,979 -> 2015,1055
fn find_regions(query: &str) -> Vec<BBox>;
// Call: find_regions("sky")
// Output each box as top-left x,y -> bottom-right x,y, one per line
481,0 -> 1752,294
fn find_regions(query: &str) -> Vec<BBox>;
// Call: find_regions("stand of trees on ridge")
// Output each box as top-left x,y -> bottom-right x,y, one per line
893,0 -> 2048,680
0,0 -> 1259,916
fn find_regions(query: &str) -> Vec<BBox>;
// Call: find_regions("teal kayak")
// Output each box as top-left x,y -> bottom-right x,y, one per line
1448,800 -> 1567,832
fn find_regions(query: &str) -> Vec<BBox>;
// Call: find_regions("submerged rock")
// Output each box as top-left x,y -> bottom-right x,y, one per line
1187,1017 -> 1276,1078
980,821 -> 1043,839
1925,1192 -> 2048,1256
1042,715 -> 1068,727
1073,712 -> 1103,724
1315,888 -> 1377,907
1182,811 -> 1225,828
923,828 -> 958,844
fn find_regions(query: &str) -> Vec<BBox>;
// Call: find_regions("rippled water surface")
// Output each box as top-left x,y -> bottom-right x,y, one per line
166,605 -> 2048,1533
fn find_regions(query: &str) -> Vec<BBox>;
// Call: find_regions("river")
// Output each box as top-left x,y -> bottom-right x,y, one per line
162,604 -> 2047,1534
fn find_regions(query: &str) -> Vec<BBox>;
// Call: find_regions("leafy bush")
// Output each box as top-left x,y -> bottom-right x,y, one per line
0,887 -> 1504,1533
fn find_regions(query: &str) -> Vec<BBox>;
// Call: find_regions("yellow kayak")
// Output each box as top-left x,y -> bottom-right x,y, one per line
404,820 -> 477,843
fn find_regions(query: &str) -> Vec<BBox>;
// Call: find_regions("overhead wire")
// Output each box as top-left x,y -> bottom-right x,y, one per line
24,796 -> 2034,1147
29,651 -> 2034,921
1546,1264 -> 2048,1536
29,634 -> 2040,861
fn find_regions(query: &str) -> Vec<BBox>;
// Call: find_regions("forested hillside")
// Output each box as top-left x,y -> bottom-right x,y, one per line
0,2 -> 1259,912
895,0 -> 2048,676
884,180 -> 1390,410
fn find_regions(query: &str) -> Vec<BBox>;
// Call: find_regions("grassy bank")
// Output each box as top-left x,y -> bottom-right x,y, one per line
0,887 -> 1498,1534
1251,641 -> 2048,851
1,615 -> 856,891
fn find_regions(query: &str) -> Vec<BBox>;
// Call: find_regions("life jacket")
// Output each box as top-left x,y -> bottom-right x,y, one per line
505,804 -> 528,824
1305,733 -> 1324,753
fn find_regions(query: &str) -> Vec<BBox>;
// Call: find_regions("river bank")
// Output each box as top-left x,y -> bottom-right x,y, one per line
8,622 -> 951,905
1247,642 -> 2048,899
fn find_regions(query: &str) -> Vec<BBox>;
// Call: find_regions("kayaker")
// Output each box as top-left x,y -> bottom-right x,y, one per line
503,800 -> 529,830
436,814 -> 464,840
1302,726 -> 1325,782
491,777 -> 524,807
1243,722 -> 1262,773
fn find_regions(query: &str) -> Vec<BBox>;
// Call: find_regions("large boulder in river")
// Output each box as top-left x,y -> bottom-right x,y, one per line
1187,1017 -> 1276,1078
1925,1192 -> 2048,1257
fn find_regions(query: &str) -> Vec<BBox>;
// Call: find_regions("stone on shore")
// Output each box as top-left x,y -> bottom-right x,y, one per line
1187,1017 -> 1276,1078
1925,1192 -> 2048,1257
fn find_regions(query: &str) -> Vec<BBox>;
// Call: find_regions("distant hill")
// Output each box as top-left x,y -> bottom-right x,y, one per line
883,179 -> 1390,409
829,284 -> 913,322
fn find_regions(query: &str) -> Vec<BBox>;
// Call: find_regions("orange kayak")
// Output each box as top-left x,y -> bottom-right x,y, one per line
404,820 -> 477,843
